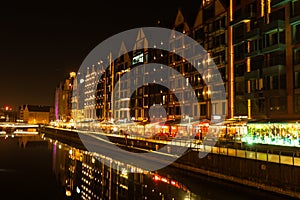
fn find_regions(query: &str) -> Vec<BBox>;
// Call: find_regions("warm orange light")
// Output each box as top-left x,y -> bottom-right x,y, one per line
248,99 -> 252,119
247,58 -> 251,72
261,0 -> 265,17
161,177 -> 169,183
229,0 -> 233,21
154,175 -> 161,181
267,0 -> 271,14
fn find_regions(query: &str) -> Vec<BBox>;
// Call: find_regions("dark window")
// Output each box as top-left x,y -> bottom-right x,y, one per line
176,106 -> 180,115
268,51 -> 285,66
265,76 -> 271,90
280,75 -> 286,89
251,56 -> 264,70
200,104 -> 206,116
294,48 -> 300,65
195,28 -> 204,40
234,8 -> 242,19
235,81 -> 244,95
272,76 -> 279,89
220,16 -> 226,28
292,0 -> 300,17
234,24 -> 244,41
258,99 -> 265,113
294,24 -> 300,44
269,8 -> 285,21
235,63 -> 245,77
234,43 -> 245,60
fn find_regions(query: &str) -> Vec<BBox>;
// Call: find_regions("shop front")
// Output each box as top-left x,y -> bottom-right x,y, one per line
243,121 -> 300,147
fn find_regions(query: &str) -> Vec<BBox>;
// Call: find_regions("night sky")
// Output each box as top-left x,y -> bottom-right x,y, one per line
0,0 -> 201,109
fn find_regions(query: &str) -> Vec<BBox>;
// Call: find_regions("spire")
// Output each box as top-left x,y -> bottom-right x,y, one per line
174,8 -> 185,27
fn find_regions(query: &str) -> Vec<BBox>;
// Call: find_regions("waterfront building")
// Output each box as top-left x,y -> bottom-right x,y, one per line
18,104 -> 54,124
95,1 -> 229,124
91,0 -> 300,144
55,72 -> 76,122
230,0 -> 300,119
71,71 -> 85,123
84,65 -> 99,120
113,42 -> 131,122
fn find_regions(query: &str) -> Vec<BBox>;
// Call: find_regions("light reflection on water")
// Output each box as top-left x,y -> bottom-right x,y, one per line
49,135 -> 196,200
0,134 -> 291,200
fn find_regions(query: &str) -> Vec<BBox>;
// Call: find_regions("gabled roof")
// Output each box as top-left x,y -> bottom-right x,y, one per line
173,8 -> 190,33
173,4 -> 200,33
118,41 -> 131,62
133,28 -> 148,51
24,105 -> 51,112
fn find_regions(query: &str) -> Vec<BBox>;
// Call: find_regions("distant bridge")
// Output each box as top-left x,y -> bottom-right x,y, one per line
0,123 -> 40,135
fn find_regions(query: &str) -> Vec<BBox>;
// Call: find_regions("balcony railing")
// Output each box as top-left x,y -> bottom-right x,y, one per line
244,28 -> 260,40
263,20 -> 285,34
262,65 -> 286,76
245,49 -> 261,58
261,43 -> 286,54
271,0 -> 292,8
290,14 -> 300,26
230,11 -> 257,27
263,89 -> 286,97
244,69 -> 260,80
244,91 -> 263,99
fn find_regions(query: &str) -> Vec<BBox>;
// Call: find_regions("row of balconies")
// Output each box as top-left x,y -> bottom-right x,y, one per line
243,89 -> 287,99
234,20 -> 285,43
243,65 -> 286,80
235,42 -> 286,60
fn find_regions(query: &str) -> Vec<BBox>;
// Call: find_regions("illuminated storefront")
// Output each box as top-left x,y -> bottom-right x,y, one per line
243,121 -> 300,147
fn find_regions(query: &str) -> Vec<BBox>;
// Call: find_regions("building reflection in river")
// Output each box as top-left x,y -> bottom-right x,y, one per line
49,137 -> 194,200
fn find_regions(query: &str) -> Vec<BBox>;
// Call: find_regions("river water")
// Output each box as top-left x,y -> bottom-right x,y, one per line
0,134 -> 292,200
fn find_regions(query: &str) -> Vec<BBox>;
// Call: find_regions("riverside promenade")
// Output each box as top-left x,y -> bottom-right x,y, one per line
41,126 -> 300,199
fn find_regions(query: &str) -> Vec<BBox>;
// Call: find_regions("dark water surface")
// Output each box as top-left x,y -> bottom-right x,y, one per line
0,135 -> 292,200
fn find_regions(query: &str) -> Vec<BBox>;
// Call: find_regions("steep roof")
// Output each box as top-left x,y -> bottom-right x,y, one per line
26,105 -> 51,112
173,3 -> 201,32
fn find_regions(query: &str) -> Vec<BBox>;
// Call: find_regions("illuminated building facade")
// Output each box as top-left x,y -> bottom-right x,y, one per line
55,72 -> 76,122
71,71 -> 85,122
173,1 -> 229,120
18,104 -> 54,124
95,1 -> 229,123
84,65 -> 99,120
94,0 -> 300,123
231,0 -> 300,119
113,42 -> 131,122
95,54 -> 114,120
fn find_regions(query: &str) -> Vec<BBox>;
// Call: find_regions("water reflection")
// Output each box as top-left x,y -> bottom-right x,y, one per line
47,136 -> 290,200
0,134 -> 292,200
50,137 -> 196,200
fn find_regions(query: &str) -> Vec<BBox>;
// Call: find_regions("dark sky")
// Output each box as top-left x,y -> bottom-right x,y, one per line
0,0 -> 201,109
